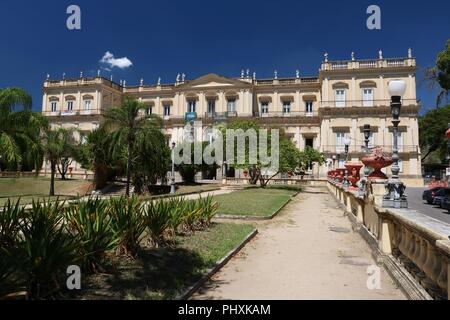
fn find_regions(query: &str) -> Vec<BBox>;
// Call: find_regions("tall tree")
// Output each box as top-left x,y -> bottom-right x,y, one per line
221,120 -> 316,186
41,128 -> 76,196
103,97 -> 161,196
419,105 -> 450,162
426,39 -> 450,107
74,127 -> 125,190
0,88 -> 47,171
133,127 -> 171,193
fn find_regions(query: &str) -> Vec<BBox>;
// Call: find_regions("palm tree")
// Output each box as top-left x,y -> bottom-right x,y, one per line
74,127 -> 125,190
41,128 -> 75,196
0,88 -> 47,170
103,97 -> 161,196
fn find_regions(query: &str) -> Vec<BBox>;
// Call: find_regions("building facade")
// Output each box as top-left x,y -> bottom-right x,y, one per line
41,50 -> 422,184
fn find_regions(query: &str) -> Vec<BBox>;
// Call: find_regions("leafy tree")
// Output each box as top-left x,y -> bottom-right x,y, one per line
41,128 -> 76,196
419,105 -> 450,163
0,88 -> 47,171
221,120 -> 317,186
103,97 -> 166,196
426,39 -> 450,107
298,146 -> 326,173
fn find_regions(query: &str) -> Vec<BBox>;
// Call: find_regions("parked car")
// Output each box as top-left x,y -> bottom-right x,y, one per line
441,197 -> 450,213
432,189 -> 450,208
423,187 -> 445,204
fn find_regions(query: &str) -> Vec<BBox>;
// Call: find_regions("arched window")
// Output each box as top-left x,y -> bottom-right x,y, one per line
65,95 -> 76,111
49,97 -> 59,112
82,95 -> 94,110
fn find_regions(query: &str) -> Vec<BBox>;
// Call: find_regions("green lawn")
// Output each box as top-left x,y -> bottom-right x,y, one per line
0,178 -> 92,206
75,223 -> 255,300
214,187 -> 298,217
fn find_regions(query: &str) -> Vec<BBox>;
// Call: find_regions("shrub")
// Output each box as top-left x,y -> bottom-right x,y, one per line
0,199 -> 24,248
109,196 -> 147,256
66,198 -> 118,272
144,199 -> 173,247
0,200 -> 25,297
178,164 -> 197,183
182,199 -> 203,232
13,200 -> 77,299
167,198 -> 186,235
266,184 -> 303,192
197,196 -> 219,228
147,185 -> 172,195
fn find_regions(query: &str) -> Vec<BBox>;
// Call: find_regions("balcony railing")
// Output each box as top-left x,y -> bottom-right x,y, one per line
255,77 -> 320,86
322,57 -> 415,71
42,109 -> 103,117
255,111 -> 318,118
321,145 -> 419,154
203,111 -> 239,120
319,99 -> 419,109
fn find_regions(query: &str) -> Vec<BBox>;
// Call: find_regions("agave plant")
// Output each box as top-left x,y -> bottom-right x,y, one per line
182,199 -> 204,232
66,198 -> 118,272
0,199 -> 24,248
197,196 -> 219,229
109,196 -> 147,256
144,199 -> 173,247
0,199 -> 24,297
14,200 -> 77,299
167,198 -> 187,235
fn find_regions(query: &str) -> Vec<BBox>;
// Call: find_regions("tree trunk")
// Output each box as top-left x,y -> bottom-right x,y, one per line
50,162 -> 56,196
126,140 -> 133,197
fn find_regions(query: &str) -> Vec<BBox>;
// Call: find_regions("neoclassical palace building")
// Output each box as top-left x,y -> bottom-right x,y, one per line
41,50 -> 422,185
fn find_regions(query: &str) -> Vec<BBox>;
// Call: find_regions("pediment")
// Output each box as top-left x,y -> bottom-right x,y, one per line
180,73 -> 251,89
192,81 -> 233,88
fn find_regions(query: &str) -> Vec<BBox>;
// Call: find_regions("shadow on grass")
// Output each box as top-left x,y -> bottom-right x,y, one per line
74,246 -> 209,300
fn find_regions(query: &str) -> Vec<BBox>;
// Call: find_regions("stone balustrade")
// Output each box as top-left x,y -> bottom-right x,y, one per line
327,179 -> 450,300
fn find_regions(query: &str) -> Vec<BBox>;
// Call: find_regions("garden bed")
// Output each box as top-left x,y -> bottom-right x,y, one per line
73,223 -> 256,300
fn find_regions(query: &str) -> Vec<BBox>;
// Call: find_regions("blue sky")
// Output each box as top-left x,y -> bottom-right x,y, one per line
1,0 -> 449,114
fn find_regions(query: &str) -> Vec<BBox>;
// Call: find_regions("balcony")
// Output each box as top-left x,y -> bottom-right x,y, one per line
319,99 -> 419,109
321,57 -> 415,71
204,111 -> 238,120
255,111 -> 319,118
42,109 -> 103,117
321,145 -> 419,155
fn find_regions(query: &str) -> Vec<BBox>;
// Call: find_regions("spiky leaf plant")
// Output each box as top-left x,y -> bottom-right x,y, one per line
144,199 -> 173,247
109,195 -> 147,256
14,199 -> 77,299
66,198 -> 118,272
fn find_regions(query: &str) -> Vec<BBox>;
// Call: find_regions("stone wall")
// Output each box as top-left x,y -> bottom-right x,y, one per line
327,180 -> 450,300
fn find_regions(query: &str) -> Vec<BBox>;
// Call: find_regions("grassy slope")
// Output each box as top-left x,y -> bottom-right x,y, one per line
213,188 -> 297,217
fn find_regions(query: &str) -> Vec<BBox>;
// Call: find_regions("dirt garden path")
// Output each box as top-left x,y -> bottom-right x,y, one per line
192,186 -> 405,300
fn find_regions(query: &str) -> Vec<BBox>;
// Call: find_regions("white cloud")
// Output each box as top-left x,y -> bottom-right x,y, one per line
100,51 -> 133,69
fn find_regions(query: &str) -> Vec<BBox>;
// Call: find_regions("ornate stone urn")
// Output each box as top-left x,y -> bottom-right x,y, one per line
335,168 -> 346,183
344,162 -> 363,190
361,146 -> 393,180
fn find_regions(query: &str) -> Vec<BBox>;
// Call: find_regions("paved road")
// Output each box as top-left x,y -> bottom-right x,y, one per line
407,187 -> 450,225
193,187 -> 404,300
